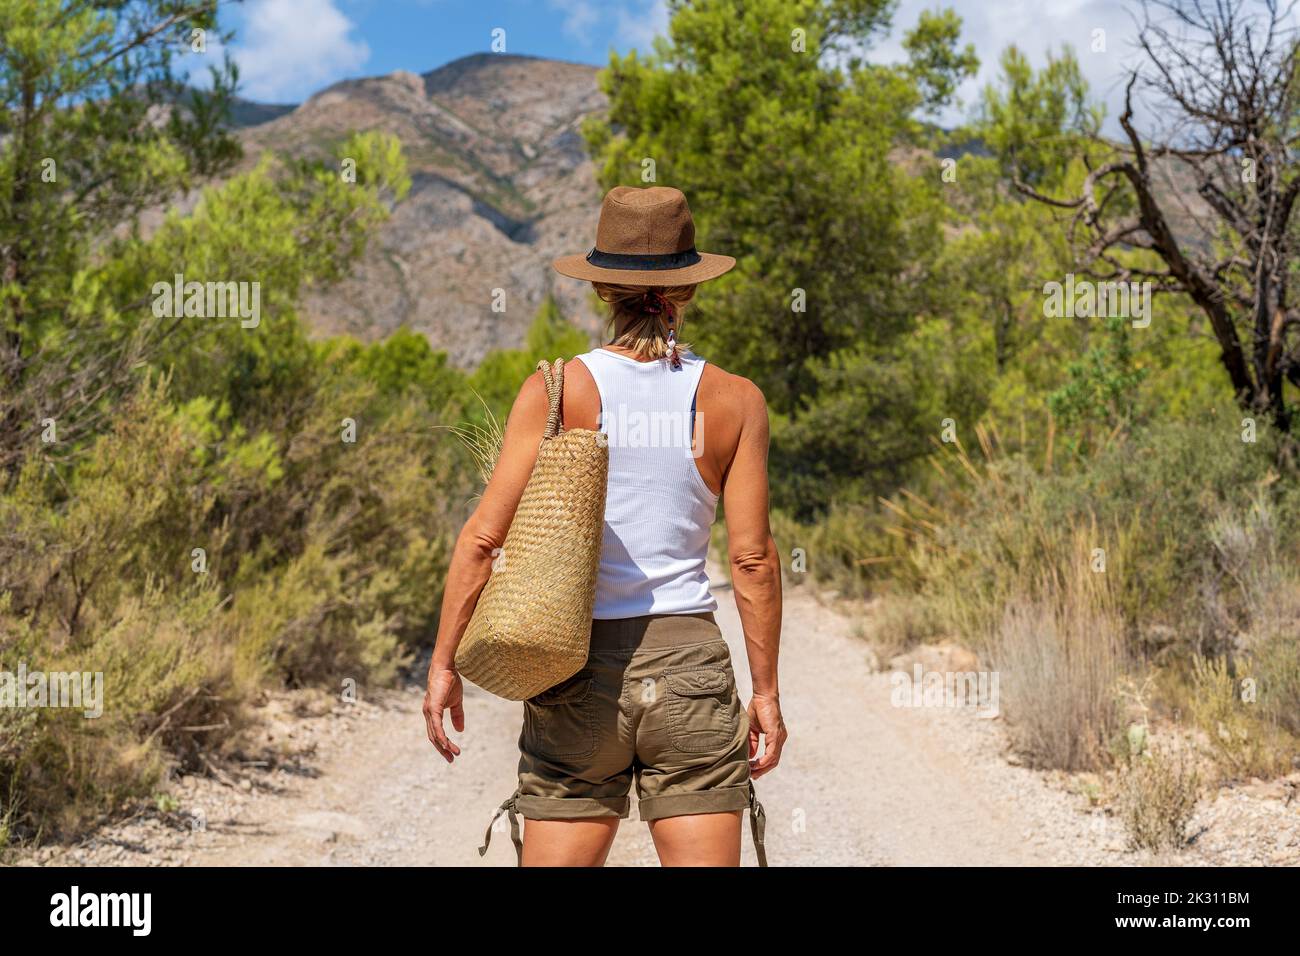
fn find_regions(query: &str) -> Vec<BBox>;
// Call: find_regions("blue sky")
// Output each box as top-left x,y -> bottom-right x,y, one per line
205,0 -> 668,103
196,0 -> 1275,134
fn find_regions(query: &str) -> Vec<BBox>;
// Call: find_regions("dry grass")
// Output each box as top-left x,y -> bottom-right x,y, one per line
871,418 -> 1300,787
865,426 -> 1134,771
990,534 -> 1127,771
863,591 -> 944,661
1117,745 -> 1201,852
440,389 -> 505,488
1170,497 -> 1300,781
1179,653 -> 1297,782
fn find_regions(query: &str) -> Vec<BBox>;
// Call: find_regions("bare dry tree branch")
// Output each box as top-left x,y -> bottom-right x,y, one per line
1011,0 -> 1300,425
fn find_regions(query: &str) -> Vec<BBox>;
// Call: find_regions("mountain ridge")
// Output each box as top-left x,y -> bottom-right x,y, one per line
236,53 -> 608,366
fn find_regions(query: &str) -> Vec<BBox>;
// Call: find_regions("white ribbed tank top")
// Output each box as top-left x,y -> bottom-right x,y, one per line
575,347 -> 719,619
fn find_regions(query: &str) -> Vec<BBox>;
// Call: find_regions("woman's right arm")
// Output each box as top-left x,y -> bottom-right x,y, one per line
720,379 -> 787,778
422,371 -> 549,762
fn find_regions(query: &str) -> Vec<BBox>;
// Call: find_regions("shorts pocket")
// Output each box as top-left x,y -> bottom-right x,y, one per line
665,665 -> 737,754
525,672 -> 596,760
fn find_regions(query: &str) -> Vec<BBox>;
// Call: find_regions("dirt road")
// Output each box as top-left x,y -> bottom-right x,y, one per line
28,567 -> 1300,867
190,569 -> 1065,866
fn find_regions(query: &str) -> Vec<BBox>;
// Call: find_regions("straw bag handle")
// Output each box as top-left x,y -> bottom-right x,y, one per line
537,358 -> 565,439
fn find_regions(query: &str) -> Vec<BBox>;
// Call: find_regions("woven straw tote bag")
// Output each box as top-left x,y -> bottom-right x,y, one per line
454,358 -> 608,700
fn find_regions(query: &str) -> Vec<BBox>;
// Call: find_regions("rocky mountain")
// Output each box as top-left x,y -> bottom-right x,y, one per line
237,53 -> 607,366
228,97 -> 296,129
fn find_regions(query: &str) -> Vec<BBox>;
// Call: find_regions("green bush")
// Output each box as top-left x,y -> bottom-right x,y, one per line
0,579 -> 239,837
0,353 -> 477,842
0,272 -> 593,844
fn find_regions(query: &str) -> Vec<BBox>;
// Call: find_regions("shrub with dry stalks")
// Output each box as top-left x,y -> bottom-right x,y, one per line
1118,746 -> 1201,853
991,540 -> 1126,771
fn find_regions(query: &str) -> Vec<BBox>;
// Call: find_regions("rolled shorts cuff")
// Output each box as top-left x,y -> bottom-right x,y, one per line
637,784 -> 751,821
515,793 -> 631,820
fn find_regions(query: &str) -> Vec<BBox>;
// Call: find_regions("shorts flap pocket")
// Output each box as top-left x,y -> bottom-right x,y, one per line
533,674 -> 593,706
665,668 -> 728,697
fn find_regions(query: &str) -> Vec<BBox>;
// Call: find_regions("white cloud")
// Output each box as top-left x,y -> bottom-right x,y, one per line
602,0 -> 1300,138
540,0 -> 668,51
548,0 -> 602,42
232,0 -> 370,102
599,0 -> 1142,129
870,0 -> 1144,134
616,0 -> 669,52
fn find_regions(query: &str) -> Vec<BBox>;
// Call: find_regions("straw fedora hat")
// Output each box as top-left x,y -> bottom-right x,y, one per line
552,185 -> 735,286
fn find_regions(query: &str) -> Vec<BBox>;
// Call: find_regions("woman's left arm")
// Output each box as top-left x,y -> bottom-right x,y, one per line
423,370 -> 549,762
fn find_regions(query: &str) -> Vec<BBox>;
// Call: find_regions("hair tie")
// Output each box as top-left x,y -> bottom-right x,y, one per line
640,290 -> 675,318
633,290 -> 681,368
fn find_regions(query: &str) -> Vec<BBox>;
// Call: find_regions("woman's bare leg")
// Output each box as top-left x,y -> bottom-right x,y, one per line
647,810 -> 744,866
520,817 -> 620,866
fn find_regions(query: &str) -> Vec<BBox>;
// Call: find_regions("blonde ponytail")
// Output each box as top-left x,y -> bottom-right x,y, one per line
592,282 -> 697,363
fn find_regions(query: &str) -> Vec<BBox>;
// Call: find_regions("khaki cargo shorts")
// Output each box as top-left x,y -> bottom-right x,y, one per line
479,612 -> 767,865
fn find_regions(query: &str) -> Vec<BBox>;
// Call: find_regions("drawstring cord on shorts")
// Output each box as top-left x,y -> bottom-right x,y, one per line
748,781 -> 768,867
479,784 -> 768,867
479,790 -> 524,866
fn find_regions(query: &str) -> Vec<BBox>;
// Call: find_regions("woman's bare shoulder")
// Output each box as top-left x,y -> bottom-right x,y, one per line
504,359 -> 599,433
699,361 -> 768,413
505,369 -> 549,430
697,362 -> 768,467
